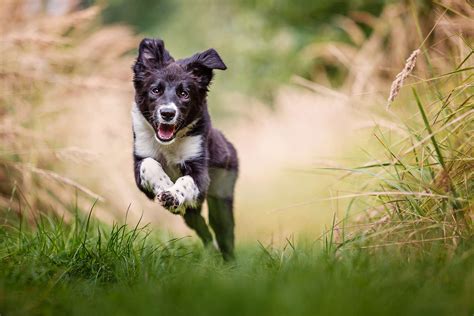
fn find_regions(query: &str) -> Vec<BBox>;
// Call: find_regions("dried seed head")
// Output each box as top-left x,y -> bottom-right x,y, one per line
387,49 -> 420,108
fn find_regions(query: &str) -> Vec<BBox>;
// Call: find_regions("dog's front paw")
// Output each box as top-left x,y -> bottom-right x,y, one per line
140,158 -> 173,196
157,190 -> 184,215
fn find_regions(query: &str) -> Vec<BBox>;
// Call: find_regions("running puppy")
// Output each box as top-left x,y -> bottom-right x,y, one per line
131,38 -> 238,260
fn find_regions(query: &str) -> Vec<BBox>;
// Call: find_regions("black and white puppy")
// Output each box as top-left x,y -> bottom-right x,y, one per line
131,38 -> 238,260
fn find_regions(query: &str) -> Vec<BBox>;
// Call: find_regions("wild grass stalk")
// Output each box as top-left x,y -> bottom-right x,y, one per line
0,1 -> 136,221
320,2 -> 473,255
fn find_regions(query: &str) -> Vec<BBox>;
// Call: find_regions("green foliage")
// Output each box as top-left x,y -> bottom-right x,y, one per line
0,215 -> 473,315
102,0 -> 177,32
240,0 -> 387,31
102,0 -> 390,101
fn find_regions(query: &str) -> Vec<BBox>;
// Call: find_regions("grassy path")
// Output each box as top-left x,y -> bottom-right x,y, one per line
0,217 -> 472,316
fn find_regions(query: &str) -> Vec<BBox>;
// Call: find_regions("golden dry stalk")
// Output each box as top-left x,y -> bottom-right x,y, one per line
386,49 -> 420,108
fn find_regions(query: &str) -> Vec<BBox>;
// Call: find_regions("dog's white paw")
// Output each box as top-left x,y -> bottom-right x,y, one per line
156,190 -> 184,215
174,176 -> 200,200
156,176 -> 199,215
140,158 -> 173,196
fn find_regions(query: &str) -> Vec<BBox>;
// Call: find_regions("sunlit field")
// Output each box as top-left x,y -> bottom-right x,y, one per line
1,0 -> 472,315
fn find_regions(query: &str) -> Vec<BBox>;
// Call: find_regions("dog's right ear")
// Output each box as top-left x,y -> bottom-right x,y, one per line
133,38 -> 174,90
133,38 -> 174,73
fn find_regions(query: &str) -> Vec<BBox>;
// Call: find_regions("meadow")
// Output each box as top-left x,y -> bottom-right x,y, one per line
0,0 -> 473,315
0,213 -> 473,315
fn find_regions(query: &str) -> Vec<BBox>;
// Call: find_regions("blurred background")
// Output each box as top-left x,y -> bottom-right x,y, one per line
1,0 -> 471,243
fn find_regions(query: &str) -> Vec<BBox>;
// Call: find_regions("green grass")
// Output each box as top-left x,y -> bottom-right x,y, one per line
0,213 -> 473,316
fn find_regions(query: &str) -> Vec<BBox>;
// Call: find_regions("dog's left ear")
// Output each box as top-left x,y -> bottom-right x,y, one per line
133,38 -> 174,90
180,48 -> 227,87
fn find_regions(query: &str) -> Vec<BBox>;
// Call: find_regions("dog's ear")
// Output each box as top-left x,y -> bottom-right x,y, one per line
185,48 -> 226,70
180,48 -> 226,88
134,38 -> 173,72
133,38 -> 174,89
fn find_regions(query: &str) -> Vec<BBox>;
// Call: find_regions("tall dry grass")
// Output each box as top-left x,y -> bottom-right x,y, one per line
0,1 -> 136,222
303,1 -> 473,99
313,1 -> 473,254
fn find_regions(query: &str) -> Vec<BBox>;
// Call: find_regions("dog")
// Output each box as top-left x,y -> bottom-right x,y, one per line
131,38 -> 238,260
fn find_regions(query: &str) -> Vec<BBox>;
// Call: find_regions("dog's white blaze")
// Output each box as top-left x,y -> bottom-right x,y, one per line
158,102 -> 179,125
131,103 -> 202,164
139,158 -> 173,195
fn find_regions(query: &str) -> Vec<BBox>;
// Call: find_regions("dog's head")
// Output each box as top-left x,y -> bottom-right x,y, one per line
132,38 -> 226,144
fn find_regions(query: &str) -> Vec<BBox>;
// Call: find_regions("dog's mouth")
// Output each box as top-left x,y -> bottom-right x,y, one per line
156,123 -> 176,142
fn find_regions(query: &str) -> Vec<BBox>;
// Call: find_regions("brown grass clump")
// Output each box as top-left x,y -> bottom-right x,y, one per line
302,1 -> 473,100
0,1 -> 137,222
318,1 -> 473,255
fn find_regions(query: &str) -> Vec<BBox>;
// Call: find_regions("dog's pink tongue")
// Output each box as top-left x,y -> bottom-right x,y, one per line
158,124 -> 175,140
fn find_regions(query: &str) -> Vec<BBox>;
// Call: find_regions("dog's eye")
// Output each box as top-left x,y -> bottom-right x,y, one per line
178,90 -> 189,99
151,86 -> 163,95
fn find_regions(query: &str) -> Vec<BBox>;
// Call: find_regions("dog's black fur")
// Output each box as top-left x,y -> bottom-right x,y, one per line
132,38 -> 238,260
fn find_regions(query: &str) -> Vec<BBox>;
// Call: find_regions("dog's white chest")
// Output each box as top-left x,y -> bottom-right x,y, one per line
131,103 -> 203,165
159,135 -> 203,164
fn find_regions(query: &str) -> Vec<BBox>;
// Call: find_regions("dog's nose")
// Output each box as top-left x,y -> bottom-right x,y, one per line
159,108 -> 176,122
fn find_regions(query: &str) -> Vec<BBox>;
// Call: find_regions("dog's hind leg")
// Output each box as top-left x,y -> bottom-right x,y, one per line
208,196 -> 235,260
207,168 -> 237,260
183,205 -> 213,247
